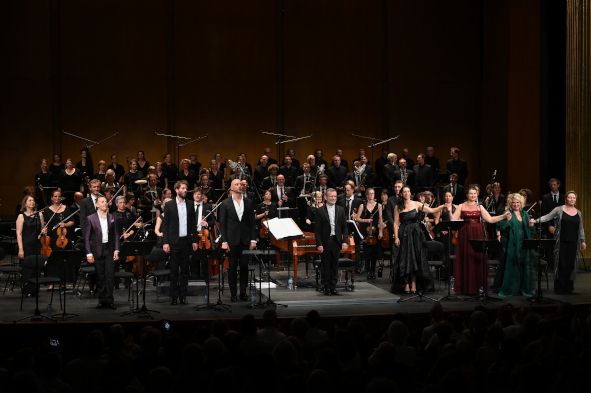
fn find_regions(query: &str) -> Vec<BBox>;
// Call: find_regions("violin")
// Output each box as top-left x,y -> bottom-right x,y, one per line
40,234 -> 52,257
56,226 -> 68,248
366,225 -> 377,245
199,228 -> 211,250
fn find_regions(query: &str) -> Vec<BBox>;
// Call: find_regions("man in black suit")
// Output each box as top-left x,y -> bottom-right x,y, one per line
394,158 -> 415,191
413,153 -> 435,191
219,179 -> 257,302
79,179 -> 102,231
541,178 -> 565,237
337,183 -> 363,221
192,188 -> 215,281
279,155 -> 298,187
84,195 -> 120,309
326,155 -> 348,189
253,155 -> 269,189
446,147 -> 468,186
162,180 -> 197,305
382,153 -> 398,188
424,146 -> 440,176
271,174 -> 294,208
315,188 -> 349,295
443,173 -> 465,205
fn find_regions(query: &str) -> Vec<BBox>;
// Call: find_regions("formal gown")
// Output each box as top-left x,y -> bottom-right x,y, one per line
393,209 -> 432,290
454,209 -> 486,295
497,211 -> 535,297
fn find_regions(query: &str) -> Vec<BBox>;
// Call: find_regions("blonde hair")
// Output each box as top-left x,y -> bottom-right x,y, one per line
506,193 -> 525,210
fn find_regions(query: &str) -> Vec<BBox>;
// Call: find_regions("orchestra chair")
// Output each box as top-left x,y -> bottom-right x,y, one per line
145,247 -> 170,303
425,240 -> 445,290
20,255 -> 62,311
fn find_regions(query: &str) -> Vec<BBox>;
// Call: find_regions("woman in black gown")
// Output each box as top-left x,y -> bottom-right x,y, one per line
355,188 -> 383,280
392,186 -> 444,294
534,191 -> 586,294
16,195 -> 43,295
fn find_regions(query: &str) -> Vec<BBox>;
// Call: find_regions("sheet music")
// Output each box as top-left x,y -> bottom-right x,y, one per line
263,217 -> 304,239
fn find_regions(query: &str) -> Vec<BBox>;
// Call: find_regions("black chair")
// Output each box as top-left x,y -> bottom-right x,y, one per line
20,255 -> 62,311
0,261 -> 22,294
425,241 -> 445,290
114,270 -> 134,301
75,263 -> 96,296
145,247 -> 170,302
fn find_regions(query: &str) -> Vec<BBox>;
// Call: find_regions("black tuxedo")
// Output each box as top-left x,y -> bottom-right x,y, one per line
443,183 -> 465,205
84,212 -> 119,305
161,197 -> 197,300
314,204 -> 348,291
218,196 -> 257,297
271,184 -> 294,207
294,173 -> 315,196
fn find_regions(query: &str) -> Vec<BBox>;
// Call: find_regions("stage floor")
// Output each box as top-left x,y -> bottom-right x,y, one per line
2,259 -> 591,325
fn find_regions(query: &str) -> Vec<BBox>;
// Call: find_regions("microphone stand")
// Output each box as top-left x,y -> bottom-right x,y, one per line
352,133 -> 400,183
63,130 -> 119,149
154,130 -> 192,164
261,130 -> 299,166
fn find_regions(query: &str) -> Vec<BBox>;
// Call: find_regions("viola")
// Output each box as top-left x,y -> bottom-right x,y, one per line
199,228 -> 211,250
40,234 -> 52,257
56,226 -> 68,248
381,225 -> 390,249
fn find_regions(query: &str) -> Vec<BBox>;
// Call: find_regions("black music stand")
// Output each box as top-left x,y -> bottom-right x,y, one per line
120,241 -> 158,319
195,246 -> 231,312
523,238 -> 556,304
432,220 -> 465,301
243,249 -> 279,309
50,249 -> 83,320
466,239 -> 502,303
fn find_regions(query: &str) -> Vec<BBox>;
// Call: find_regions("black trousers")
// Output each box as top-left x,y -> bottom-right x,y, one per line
170,237 -> 191,299
555,240 -> 577,294
321,236 -> 340,290
228,244 -> 249,296
95,244 -> 115,304
192,247 -> 210,282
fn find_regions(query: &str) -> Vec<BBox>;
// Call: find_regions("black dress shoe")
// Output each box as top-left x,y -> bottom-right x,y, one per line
330,289 -> 339,296
179,298 -> 187,305
107,303 -> 117,310
231,295 -> 238,302
96,303 -> 104,309
239,294 -> 248,301
171,298 -> 178,305
323,289 -> 330,296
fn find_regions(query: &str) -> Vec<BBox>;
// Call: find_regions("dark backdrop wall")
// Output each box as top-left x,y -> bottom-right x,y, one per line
1,0 -> 542,219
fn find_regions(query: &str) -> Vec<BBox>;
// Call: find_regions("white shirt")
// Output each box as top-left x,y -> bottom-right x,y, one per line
92,196 -> 98,209
327,203 -> 336,236
276,185 -> 285,200
233,196 -> 244,221
196,203 -> 203,230
177,197 -> 187,237
99,213 -> 109,243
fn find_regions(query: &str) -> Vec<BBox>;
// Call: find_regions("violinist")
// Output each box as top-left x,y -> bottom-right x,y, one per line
113,195 -> 139,283
256,190 -> 278,246
16,195 -> 43,296
354,188 -> 383,280
42,189 -> 75,251
192,188 -> 215,280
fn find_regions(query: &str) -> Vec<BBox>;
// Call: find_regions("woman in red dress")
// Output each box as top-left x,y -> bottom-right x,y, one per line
451,187 -> 510,295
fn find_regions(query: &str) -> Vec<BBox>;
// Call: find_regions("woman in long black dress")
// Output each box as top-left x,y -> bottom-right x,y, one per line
534,191 -> 586,294
355,188 -> 383,280
16,195 -> 43,295
392,186 -> 444,293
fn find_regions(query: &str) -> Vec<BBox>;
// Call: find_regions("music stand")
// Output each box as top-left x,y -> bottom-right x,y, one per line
119,241 -> 158,319
523,238 -> 556,304
195,245 -> 232,312
432,220 -> 465,301
243,249 -> 279,309
466,239 -> 502,303
50,249 -> 83,320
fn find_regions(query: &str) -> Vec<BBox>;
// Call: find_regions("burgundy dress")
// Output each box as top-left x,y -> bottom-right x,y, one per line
454,209 -> 486,295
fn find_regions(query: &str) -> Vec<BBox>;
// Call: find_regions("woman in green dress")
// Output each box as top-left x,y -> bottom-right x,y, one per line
497,193 -> 536,297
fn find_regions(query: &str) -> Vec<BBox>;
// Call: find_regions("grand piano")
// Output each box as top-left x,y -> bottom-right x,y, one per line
271,231 -> 355,288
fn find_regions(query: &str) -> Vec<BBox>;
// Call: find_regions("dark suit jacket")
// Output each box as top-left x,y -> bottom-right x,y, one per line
314,204 -> 348,247
337,195 -> 363,220
294,173 -> 315,196
194,202 -> 216,229
413,164 -> 435,189
84,212 -> 119,259
162,198 -> 197,246
542,192 -> 565,215
279,165 -> 298,187
394,169 -> 415,190
326,165 -> 348,189
270,184 -> 294,207
382,163 -> 399,187
446,159 -> 468,185
218,197 -> 257,247
443,184 -> 465,205
79,196 -> 97,231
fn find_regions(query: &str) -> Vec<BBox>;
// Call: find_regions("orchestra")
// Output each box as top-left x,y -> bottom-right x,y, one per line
5,141 -> 584,310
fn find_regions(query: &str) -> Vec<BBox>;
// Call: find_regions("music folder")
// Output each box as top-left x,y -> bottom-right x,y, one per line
263,217 -> 304,240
